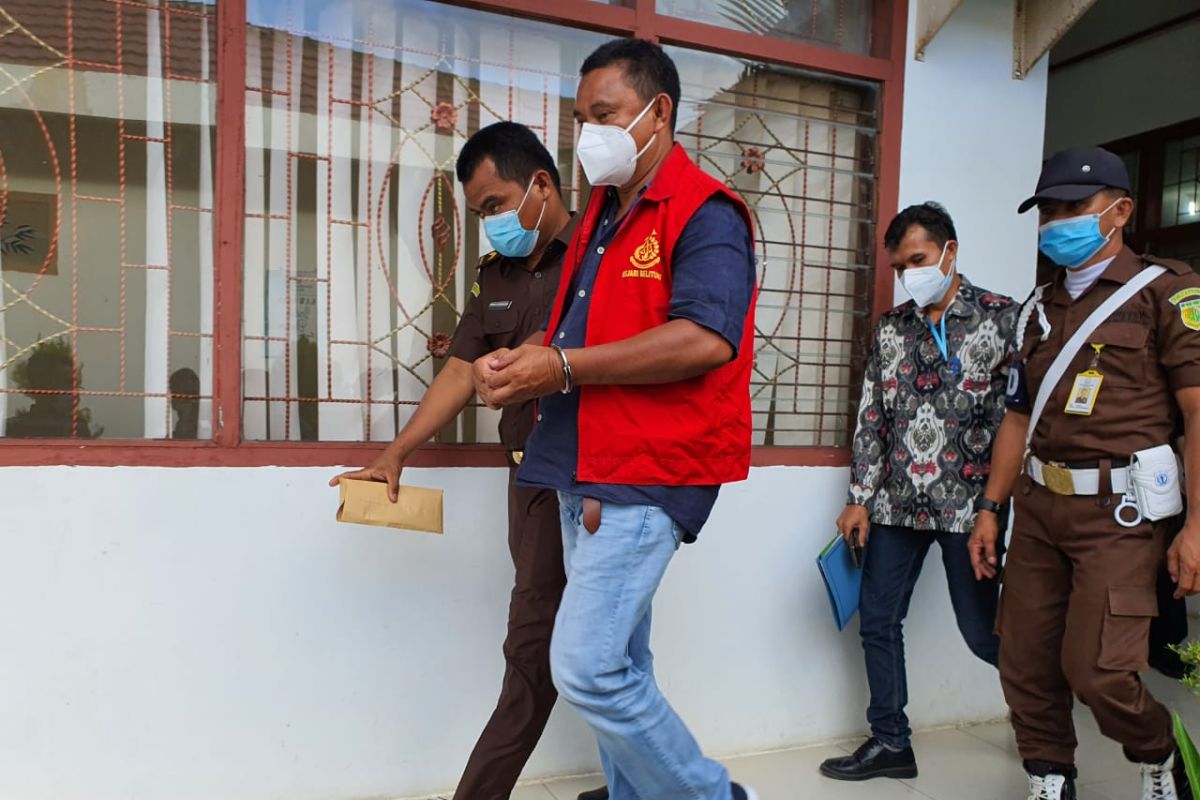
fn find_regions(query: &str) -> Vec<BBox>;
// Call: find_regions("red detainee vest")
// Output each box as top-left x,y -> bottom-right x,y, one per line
543,144 -> 757,486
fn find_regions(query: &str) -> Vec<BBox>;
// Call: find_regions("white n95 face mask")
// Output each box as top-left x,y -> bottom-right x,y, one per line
900,243 -> 955,308
576,97 -> 658,187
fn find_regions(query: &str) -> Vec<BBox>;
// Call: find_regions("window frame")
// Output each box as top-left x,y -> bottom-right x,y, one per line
0,0 -> 906,468
1104,117 -> 1200,254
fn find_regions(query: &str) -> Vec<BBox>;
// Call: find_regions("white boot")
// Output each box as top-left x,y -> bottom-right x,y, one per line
1141,752 -> 1191,800
1027,771 -> 1073,800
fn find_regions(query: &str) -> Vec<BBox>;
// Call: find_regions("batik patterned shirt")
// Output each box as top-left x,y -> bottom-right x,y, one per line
848,277 -> 1019,533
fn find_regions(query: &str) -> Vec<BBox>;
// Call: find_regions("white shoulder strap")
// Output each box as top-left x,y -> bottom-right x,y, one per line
1025,265 -> 1168,451
1014,283 -> 1052,353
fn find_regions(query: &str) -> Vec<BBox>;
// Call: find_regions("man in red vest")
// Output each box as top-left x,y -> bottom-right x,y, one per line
474,38 -> 758,800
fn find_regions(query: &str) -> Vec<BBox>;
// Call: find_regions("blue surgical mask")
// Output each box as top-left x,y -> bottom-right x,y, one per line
1038,198 -> 1121,268
482,178 -> 546,258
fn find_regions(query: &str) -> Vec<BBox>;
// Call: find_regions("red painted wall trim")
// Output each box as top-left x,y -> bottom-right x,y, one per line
0,441 -> 510,468
214,0 -> 247,448
442,0 -> 637,35
650,17 -> 892,82
871,0 -> 907,323
632,0 -> 655,39
752,447 -> 850,468
0,441 -> 846,469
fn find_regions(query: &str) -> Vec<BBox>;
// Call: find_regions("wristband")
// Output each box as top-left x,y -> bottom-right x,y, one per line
551,345 -> 573,394
973,496 -> 1006,515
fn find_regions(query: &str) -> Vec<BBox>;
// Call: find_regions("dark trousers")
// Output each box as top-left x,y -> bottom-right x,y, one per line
999,478 -> 1174,767
860,523 -> 1001,749
1150,513 -> 1189,656
1151,560 -> 1189,654
452,472 -> 566,800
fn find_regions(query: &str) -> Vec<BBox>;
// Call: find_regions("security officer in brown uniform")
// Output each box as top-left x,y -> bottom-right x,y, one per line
968,146 -> 1200,800
331,121 -> 606,800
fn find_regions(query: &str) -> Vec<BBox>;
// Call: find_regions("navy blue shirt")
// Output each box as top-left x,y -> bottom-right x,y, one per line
516,187 -> 756,539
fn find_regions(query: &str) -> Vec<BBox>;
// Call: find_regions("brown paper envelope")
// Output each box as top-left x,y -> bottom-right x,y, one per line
336,479 -> 444,534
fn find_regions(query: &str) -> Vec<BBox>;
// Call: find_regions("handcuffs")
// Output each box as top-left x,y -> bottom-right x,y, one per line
1114,489 -> 1143,528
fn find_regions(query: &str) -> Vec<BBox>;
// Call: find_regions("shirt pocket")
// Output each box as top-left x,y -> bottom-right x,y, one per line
1089,321 -> 1150,387
483,306 -> 520,347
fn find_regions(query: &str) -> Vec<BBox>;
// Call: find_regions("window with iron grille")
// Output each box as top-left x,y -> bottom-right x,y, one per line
0,0 -> 216,441
667,48 -> 877,446
0,0 -> 899,463
240,0 -> 879,448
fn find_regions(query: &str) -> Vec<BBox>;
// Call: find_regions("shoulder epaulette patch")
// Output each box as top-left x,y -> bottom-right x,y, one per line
1169,287 -> 1200,331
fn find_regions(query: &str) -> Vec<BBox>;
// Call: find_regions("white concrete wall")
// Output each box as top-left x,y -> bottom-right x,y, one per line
0,464 -> 1005,800
899,0 -> 1048,303
0,1 -> 1050,798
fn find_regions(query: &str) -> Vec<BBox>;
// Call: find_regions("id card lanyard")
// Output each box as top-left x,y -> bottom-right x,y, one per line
1064,343 -> 1105,416
928,316 -> 961,377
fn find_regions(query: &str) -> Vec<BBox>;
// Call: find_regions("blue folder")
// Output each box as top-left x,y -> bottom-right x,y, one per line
817,534 -> 863,631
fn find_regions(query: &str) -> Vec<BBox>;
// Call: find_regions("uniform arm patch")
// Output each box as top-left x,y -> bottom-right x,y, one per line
1168,287 -> 1200,331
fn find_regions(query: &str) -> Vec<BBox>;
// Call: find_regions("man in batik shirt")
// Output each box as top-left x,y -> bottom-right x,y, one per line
819,202 -> 1018,783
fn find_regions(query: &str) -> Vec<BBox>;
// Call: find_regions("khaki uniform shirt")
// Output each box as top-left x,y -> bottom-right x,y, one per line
1008,246 -> 1200,461
447,218 -> 574,449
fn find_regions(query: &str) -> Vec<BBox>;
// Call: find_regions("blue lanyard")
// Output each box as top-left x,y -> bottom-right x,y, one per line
928,316 -> 960,376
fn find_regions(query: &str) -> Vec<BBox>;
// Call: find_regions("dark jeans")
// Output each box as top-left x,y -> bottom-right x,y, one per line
860,523 -> 1001,750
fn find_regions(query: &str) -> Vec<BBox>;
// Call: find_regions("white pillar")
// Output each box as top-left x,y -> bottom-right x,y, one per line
196,14 -> 214,440
317,27 -> 364,440
359,10 -> 397,442
143,0 -> 170,438
266,29 -> 298,440
243,29 -> 269,439
0,248 -> 7,437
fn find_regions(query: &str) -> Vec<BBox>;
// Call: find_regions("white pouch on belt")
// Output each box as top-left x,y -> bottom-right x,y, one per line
1128,444 -> 1184,521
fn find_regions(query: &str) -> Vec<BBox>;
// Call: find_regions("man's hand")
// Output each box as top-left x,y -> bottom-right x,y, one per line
836,504 -> 870,547
475,345 -> 564,409
968,512 -> 1001,581
472,348 -> 510,409
1168,523 -> 1200,598
328,448 -> 405,502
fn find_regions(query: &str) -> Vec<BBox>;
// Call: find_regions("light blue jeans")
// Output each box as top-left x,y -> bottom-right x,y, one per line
550,493 -> 731,800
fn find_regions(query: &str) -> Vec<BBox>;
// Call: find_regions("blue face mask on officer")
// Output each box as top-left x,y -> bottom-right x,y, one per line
1037,197 -> 1122,269
482,177 -> 547,259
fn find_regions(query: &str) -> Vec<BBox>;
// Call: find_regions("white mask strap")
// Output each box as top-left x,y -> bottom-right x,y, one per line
532,194 -> 546,232
1097,196 -> 1123,240
625,97 -> 660,167
625,96 -> 658,133
1097,197 -> 1122,218
513,176 -> 535,215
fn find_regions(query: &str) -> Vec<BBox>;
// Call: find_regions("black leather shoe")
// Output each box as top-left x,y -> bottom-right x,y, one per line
577,786 -> 608,800
819,737 -> 918,781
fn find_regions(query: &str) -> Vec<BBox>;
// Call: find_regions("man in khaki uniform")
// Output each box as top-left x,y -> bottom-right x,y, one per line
969,147 -> 1200,800
331,121 -> 606,800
